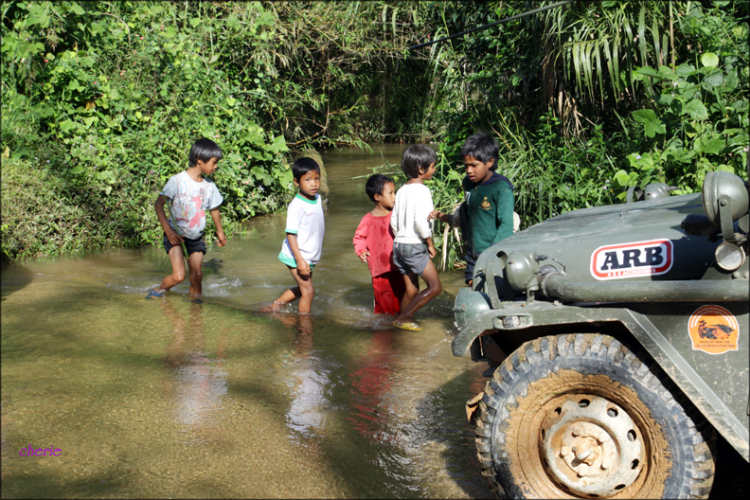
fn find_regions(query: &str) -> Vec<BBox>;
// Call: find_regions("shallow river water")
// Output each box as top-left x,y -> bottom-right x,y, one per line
1,145 -> 494,498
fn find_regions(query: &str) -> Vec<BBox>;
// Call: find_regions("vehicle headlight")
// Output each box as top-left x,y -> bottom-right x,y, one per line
702,172 -> 749,271
702,171 -> 749,226
506,251 -> 540,292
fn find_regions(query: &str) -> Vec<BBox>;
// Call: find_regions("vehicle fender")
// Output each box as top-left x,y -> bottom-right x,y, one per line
451,301 -> 749,462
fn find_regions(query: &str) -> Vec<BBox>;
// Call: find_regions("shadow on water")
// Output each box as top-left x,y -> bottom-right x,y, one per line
1,261 -> 34,302
338,282 -> 380,311
1,467 -> 139,499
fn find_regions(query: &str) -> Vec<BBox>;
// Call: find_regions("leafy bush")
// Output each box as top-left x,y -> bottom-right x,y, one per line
2,158 -> 112,259
617,3 -> 749,193
0,1 -> 442,260
1,2 -> 301,258
417,0 -> 748,269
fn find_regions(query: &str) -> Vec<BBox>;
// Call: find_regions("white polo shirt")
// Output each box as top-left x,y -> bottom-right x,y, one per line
279,194 -> 325,267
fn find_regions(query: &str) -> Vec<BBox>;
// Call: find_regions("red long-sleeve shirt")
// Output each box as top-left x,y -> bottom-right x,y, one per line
353,212 -> 400,278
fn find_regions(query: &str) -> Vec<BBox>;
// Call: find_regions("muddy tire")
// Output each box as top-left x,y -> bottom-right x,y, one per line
475,334 -> 715,499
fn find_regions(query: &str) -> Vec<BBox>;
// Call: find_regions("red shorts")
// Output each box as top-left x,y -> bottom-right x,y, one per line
372,271 -> 406,315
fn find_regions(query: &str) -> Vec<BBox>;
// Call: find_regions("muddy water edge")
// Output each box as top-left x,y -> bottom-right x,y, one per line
1,145 -> 494,498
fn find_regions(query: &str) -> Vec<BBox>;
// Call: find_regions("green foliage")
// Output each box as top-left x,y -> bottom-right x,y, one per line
620,2 -> 749,194
268,1 -> 434,146
417,0 -> 748,269
1,158 -> 117,258
1,1 -> 441,259
2,0 -> 748,269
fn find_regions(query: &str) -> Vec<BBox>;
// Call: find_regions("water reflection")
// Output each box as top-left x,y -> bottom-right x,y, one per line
279,314 -> 331,439
348,330 -> 395,441
161,297 -> 228,444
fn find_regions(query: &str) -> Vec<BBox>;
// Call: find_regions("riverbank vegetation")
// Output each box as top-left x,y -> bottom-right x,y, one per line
421,0 -> 748,268
2,1 -> 747,262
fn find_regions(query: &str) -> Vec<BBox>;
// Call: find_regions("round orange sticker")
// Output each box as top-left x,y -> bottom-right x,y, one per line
688,305 -> 740,354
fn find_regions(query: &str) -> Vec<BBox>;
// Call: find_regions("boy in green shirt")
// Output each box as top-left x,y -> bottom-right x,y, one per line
430,132 -> 514,286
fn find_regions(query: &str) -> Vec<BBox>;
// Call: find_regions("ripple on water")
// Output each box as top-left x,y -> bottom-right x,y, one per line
202,278 -> 244,297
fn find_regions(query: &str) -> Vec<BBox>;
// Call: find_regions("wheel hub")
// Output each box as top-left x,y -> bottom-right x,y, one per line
540,395 -> 644,498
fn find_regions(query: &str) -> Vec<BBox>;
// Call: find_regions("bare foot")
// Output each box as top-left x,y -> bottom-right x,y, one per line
260,300 -> 286,312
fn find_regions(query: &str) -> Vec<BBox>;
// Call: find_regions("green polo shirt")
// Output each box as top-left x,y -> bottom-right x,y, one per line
460,172 -> 514,256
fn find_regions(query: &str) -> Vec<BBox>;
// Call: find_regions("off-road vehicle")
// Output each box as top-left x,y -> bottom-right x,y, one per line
453,170 -> 749,498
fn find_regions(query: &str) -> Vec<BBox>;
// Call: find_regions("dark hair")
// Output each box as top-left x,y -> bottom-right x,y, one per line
188,138 -> 223,167
292,157 -> 320,181
400,145 -> 437,179
461,132 -> 499,170
365,173 -> 394,203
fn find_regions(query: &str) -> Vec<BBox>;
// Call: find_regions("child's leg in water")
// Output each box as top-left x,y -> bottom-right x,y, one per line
187,251 -> 204,299
394,260 -> 442,324
399,273 -> 419,312
152,246 -> 188,297
272,266 -> 315,313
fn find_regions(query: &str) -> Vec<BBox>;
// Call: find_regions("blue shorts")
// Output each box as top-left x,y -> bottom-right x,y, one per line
163,234 -> 206,257
393,242 -> 430,277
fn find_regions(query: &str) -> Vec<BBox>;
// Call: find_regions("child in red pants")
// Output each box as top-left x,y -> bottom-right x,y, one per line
353,174 -> 406,315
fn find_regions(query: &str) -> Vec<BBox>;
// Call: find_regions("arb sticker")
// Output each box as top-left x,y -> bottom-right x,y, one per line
591,239 -> 673,280
688,305 -> 739,354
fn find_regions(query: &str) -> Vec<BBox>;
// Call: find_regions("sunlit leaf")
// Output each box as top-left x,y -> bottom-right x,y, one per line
635,66 -> 661,79
631,109 -> 665,137
70,3 -> 86,16
683,99 -> 708,120
613,169 -> 630,188
700,52 -> 719,68
701,135 -> 725,155
657,65 -> 677,80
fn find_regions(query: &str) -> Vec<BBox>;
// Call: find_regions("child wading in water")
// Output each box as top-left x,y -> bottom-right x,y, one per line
353,174 -> 405,315
270,158 -> 324,314
148,138 -> 227,301
390,145 -> 443,331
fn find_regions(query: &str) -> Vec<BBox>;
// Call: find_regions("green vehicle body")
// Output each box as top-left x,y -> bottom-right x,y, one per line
452,172 -> 750,462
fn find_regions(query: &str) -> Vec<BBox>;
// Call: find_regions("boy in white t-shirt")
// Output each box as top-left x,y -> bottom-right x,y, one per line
270,158 -> 324,314
390,145 -> 443,331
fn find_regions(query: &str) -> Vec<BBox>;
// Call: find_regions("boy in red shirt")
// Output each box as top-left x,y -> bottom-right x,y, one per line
353,174 -> 406,314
